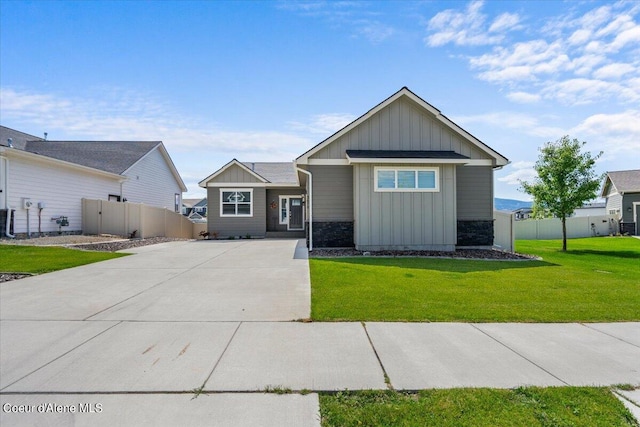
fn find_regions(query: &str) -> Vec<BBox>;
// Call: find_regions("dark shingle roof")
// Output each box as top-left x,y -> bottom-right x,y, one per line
242,162 -> 298,185
607,169 -> 640,193
0,126 -> 43,150
346,150 -> 470,160
23,140 -> 160,174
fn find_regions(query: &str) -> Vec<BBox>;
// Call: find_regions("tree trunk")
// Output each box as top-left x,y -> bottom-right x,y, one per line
562,216 -> 567,251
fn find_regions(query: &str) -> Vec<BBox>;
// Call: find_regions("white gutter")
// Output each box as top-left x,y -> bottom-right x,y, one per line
295,166 -> 313,251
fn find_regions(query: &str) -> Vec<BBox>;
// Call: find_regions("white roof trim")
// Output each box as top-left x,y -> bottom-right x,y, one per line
346,155 -> 470,165
296,87 -> 509,167
198,159 -> 269,187
0,146 -> 126,182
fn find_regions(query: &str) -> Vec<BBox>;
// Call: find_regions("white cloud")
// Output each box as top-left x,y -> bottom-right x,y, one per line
428,1 -> 640,105
354,21 -> 395,43
498,161 -> 536,185
0,87 -> 318,191
453,111 -> 564,139
592,62 -> 636,79
426,0 -> 507,47
489,12 -> 521,33
506,91 -> 541,103
287,113 -> 356,135
571,110 -> 640,155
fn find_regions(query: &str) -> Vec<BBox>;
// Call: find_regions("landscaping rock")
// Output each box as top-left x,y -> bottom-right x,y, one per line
310,248 -> 536,260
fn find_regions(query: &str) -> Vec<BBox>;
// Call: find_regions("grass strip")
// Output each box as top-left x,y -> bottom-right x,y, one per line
0,245 -> 128,274
320,387 -> 638,427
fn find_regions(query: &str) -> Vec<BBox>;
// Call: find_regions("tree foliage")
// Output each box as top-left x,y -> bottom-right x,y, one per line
520,136 -> 603,251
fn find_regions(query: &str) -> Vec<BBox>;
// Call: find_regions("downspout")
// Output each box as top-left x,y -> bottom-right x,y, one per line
5,207 -> 15,238
296,166 -> 313,251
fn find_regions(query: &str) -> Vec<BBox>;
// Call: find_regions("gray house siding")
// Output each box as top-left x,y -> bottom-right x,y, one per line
353,163 -> 457,251
307,165 -> 354,247
310,98 -> 492,161
456,165 -> 494,246
207,187 -> 266,237
308,165 -> 353,221
456,166 -> 493,220
214,164 -> 264,183
266,188 -> 306,232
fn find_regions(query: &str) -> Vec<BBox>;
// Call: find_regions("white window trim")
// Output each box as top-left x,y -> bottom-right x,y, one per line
220,188 -> 253,217
374,166 -> 439,192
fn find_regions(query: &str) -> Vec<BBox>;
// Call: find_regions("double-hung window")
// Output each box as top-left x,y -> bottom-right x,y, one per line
374,167 -> 439,192
220,189 -> 253,216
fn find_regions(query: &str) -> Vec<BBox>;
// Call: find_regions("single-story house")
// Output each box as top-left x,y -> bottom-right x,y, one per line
572,202 -> 606,217
182,197 -> 207,217
1,125 -> 187,237
601,169 -> 640,235
199,87 -> 509,250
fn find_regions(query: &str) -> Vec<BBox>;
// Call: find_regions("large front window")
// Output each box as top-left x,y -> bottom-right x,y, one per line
374,167 -> 439,192
220,189 -> 253,216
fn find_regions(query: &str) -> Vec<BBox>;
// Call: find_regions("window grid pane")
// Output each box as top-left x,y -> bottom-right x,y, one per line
417,171 -> 436,189
377,170 -> 396,189
397,171 -> 416,188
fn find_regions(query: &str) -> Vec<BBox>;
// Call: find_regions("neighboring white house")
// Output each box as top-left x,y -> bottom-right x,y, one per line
1,126 -> 187,237
573,202 -> 606,217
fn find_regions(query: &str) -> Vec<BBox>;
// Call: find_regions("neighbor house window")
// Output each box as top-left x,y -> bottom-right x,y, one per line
374,167 -> 439,192
220,189 -> 253,216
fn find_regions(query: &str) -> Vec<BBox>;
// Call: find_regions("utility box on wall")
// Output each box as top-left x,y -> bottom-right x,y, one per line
22,198 -> 33,209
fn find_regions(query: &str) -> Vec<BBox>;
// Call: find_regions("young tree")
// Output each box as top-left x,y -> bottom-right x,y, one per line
520,136 -> 603,251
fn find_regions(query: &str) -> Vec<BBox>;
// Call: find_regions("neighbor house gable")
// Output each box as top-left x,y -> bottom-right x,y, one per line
600,169 -> 640,197
296,87 -> 508,167
122,143 -> 187,192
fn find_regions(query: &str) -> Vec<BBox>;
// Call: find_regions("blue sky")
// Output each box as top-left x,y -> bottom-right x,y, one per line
1,0 -> 638,200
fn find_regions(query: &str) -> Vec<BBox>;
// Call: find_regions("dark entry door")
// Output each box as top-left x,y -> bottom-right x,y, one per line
289,197 -> 303,230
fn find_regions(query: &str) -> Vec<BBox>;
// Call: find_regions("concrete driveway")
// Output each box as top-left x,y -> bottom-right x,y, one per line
0,239 -> 311,322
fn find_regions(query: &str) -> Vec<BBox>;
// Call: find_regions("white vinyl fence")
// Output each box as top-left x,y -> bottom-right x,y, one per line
493,210 -> 515,252
514,214 -> 619,240
82,198 -> 199,239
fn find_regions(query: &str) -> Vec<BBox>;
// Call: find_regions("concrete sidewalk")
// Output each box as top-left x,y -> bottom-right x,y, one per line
1,240 -> 639,425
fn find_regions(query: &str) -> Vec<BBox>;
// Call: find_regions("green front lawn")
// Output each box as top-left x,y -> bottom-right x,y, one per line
310,237 -> 640,322
0,245 -> 128,274
320,387 -> 637,427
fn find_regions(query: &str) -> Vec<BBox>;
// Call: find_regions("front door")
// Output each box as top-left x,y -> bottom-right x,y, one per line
288,197 -> 304,230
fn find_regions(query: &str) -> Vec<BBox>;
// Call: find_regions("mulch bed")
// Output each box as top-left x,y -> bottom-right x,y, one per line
67,237 -> 188,252
310,248 -> 537,260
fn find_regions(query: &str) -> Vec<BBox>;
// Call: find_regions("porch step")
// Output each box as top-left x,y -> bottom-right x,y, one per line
265,231 -> 306,239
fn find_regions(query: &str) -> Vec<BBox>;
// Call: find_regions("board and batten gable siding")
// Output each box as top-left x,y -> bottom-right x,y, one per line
307,165 -> 353,221
122,147 -> 183,210
353,163 -> 457,250
213,163 -> 264,183
456,165 -> 494,220
310,97 -> 492,161
3,155 -> 121,234
207,187 -> 266,237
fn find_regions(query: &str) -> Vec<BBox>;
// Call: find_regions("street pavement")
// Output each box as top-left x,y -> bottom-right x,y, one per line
1,239 -> 638,426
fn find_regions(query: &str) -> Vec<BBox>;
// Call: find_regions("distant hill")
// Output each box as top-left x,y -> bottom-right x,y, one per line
494,198 -> 532,211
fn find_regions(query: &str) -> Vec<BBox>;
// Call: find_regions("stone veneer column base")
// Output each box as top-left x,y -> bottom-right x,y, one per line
457,220 -> 494,246
306,221 -> 354,248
